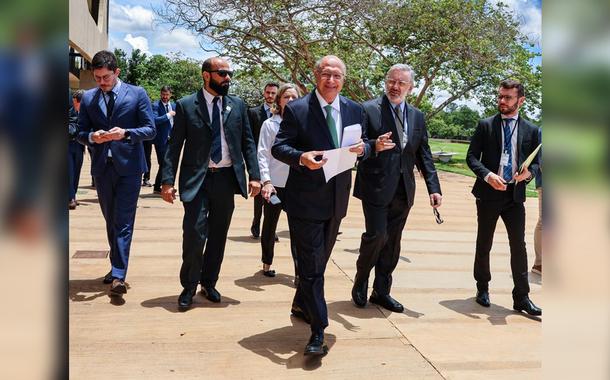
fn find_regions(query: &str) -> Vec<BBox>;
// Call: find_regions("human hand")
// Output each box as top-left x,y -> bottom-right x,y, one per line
300,151 -> 327,170
161,184 -> 177,204
249,180 -> 261,197
375,132 -> 396,152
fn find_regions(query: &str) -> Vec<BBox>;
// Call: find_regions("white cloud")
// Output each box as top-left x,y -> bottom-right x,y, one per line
154,28 -> 201,51
493,0 -> 542,46
124,34 -> 151,56
110,4 -> 154,33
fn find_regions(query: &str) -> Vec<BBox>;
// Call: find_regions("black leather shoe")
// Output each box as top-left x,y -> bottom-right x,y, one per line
103,270 -> 113,284
291,306 -> 311,324
263,269 -> 276,277
351,280 -> 368,308
304,332 -> 328,356
201,286 -> 221,303
513,297 -> 542,316
250,225 -> 260,239
274,234 -> 279,242
476,290 -> 491,307
142,179 -> 152,187
369,291 -> 404,313
110,279 -> 127,296
178,288 -> 196,310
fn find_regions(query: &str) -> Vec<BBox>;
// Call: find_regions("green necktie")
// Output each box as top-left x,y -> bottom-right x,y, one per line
324,104 -> 339,148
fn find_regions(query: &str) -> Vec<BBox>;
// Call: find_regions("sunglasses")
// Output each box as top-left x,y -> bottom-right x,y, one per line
207,70 -> 234,78
433,208 -> 444,224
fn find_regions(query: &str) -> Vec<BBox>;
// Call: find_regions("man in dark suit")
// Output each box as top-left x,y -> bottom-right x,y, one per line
247,82 -> 278,238
161,57 -> 261,310
352,64 -> 442,312
151,86 -> 176,194
76,50 -> 156,296
466,79 -> 541,316
69,90 -> 85,210
272,55 -> 369,356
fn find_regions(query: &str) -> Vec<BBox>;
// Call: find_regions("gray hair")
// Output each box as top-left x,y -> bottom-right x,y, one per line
314,55 -> 347,76
386,64 -> 415,84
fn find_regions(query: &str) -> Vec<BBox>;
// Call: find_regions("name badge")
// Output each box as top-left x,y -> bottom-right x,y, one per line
500,152 -> 510,166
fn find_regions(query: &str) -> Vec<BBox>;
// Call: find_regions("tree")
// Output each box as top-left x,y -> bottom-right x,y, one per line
155,0 -> 541,120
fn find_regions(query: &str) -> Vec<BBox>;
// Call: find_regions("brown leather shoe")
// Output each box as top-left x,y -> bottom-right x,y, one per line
69,200 -> 77,210
110,279 -> 127,296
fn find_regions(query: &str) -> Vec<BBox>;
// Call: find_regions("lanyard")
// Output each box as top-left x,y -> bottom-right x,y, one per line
503,119 -> 517,152
390,103 -> 407,129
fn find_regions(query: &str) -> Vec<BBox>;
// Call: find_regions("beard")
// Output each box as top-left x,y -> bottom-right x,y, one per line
209,77 -> 230,96
498,102 -> 518,115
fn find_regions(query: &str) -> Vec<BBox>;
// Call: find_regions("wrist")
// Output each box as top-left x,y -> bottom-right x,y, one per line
263,180 -> 272,186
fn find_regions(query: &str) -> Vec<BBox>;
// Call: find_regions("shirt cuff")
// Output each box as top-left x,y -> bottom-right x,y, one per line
484,172 -> 492,183
88,132 -> 95,144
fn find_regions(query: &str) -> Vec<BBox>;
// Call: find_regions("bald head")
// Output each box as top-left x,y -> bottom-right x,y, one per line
201,56 -> 232,96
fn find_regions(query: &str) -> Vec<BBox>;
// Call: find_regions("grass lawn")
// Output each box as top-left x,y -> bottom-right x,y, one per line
428,139 -> 538,198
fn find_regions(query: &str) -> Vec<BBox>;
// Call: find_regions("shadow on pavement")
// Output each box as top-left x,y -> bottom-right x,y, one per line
141,294 -> 241,313
440,297 -> 541,325
234,271 -> 296,292
238,319 -> 336,370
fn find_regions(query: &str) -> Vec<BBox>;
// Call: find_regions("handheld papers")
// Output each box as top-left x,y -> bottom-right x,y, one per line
322,147 -> 357,182
518,143 -> 542,174
341,124 -> 362,147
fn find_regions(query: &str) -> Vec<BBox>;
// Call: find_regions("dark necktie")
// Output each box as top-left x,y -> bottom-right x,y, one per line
165,103 -> 169,113
324,104 -> 339,148
394,104 -> 405,149
503,118 -> 514,181
106,91 -> 115,118
210,97 -> 222,164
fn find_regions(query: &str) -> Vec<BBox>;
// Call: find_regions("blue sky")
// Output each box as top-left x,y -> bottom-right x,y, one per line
109,0 -> 542,64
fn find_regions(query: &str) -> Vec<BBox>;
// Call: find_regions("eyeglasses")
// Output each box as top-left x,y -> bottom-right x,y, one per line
433,208 -> 444,224
94,72 -> 115,82
207,70 -> 234,78
320,72 -> 344,81
386,79 -> 410,87
497,95 -> 516,101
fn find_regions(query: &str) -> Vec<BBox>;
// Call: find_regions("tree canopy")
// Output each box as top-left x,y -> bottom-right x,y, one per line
155,0 -> 541,122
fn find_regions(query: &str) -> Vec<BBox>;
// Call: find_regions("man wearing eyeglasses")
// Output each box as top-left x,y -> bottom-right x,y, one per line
161,57 -> 261,311
272,55 -> 369,356
466,79 -> 541,316
76,50 -> 156,296
352,64 -> 442,313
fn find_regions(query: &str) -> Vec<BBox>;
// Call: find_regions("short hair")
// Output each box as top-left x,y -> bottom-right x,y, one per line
72,89 -> 84,102
264,81 -> 280,90
386,64 -> 415,84
499,79 -> 525,97
91,50 -> 118,71
201,57 -> 215,73
273,83 -> 302,115
314,55 -> 347,76
160,85 -> 172,93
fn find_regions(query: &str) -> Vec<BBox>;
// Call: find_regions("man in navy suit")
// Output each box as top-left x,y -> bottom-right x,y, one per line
466,79 -> 541,316
272,55 -> 369,356
151,86 -> 176,194
69,90 -> 85,210
77,50 -> 155,296
352,64 -> 442,312
161,57 -> 261,310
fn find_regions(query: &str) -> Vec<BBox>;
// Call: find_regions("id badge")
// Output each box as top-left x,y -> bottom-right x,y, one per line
500,152 -> 509,166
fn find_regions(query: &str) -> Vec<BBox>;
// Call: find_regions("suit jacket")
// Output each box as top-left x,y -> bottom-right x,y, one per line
247,104 -> 269,146
76,82 -> 156,176
162,90 -> 260,202
354,95 -> 441,208
271,91 -> 369,221
466,114 -> 540,203
152,100 -> 176,146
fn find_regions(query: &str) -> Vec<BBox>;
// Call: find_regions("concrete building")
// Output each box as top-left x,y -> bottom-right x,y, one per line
69,0 -> 109,89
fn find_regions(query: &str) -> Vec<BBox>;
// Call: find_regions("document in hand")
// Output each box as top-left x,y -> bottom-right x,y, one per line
518,143 -> 542,174
341,124 -> 362,147
322,147 -> 357,182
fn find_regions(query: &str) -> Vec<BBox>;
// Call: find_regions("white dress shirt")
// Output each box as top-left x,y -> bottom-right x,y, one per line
483,115 -> 519,183
257,114 -> 289,188
315,89 -> 342,145
202,88 -> 232,168
162,101 -> 174,126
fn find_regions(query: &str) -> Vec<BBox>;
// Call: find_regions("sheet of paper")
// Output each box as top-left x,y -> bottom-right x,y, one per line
341,124 -> 362,147
322,147 -> 357,182
518,143 -> 542,173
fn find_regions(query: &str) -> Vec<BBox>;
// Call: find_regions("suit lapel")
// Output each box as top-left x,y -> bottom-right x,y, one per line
222,96 -> 233,126
380,96 -> 401,145
111,83 -> 128,123
406,104 -> 416,148
158,100 -> 164,116
259,104 -> 267,122
516,116 -> 524,165
309,91 -> 335,148
195,90 -> 211,130
493,114 -> 503,153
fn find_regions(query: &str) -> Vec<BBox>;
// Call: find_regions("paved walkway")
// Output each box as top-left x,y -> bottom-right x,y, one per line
69,157 -> 542,379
